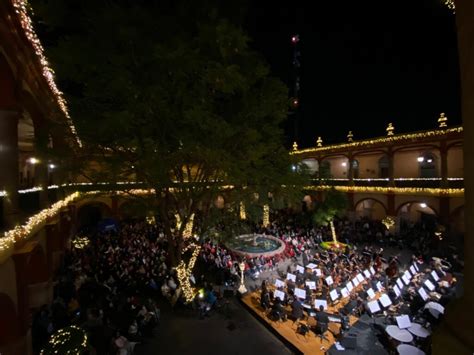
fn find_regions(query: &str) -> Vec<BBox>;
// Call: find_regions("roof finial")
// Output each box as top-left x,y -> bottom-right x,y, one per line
347,131 -> 354,142
317,136 -> 323,147
438,113 -> 448,128
386,123 -> 394,136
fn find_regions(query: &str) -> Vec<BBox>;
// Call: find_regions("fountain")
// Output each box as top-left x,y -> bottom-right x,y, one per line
226,234 -> 285,258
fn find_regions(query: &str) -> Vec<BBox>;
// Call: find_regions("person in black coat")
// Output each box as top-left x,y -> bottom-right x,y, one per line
290,298 -> 304,320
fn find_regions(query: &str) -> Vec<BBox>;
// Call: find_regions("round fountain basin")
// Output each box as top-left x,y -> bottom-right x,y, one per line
226,234 -> 286,258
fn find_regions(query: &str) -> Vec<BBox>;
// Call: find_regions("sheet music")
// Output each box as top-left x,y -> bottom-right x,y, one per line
295,287 -> 306,299
431,270 -> 440,281
341,287 -> 349,298
404,270 -> 412,280
394,285 -> 401,297
305,281 -> 316,290
352,277 -> 360,287
335,342 -> 345,351
328,316 -> 341,323
325,276 -> 334,286
364,269 -> 371,278
330,289 -> 339,301
410,265 -> 416,275
356,273 -> 364,283
376,281 -> 383,292
370,266 -> 376,275
402,275 -> 410,285
286,273 -> 296,282
418,287 -> 429,301
424,279 -> 435,291
367,288 -> 376,299
426,302 -> 444,314
274,290 -> 285,301
396,315 -> 412,329
275,279 -> 285,288
368,300 -> 381,313
396,278 -> 404,289
296,265 -> 305,274
414,263 -> 420,272
314,299 -> 328,310
306,263 -> 317,269
314,268 -> 322,276
379,293 -> 392,308
346,281 -> 354,292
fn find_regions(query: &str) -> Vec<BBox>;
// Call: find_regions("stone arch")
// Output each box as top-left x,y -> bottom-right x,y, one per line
0,293 -> 20,347
354,198 -> 387,220
77,201 -> 113,229
396,201 -> 438,229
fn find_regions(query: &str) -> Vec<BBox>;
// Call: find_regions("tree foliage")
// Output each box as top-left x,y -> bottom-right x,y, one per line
312,189 -> 348,226
36,0 -> 308,264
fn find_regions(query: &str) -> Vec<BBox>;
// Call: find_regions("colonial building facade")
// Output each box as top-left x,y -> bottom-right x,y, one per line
292,123 -> 464,234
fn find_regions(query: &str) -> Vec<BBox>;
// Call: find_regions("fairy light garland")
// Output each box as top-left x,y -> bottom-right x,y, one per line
176,244 -> 202,303
291,127 -> 463,155
40,325 -> 88,354
382,216 -> 395,229
306,185 -> 464,196
72,236 -> 90,249
443,0 -> 455,13
11,0 -> 82,147
240,202 -> 246,220
263,204 -> 270,227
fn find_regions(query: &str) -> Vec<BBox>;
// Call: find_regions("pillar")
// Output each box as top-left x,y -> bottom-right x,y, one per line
432,1 -> 474,353
386,193 -> 395,216
0,110 -> 20,228
438,196 -> 450,226
388,148 -> 395,187
348,154 -> 355,185
35,133 -> 49,209
440,141 -> 449,188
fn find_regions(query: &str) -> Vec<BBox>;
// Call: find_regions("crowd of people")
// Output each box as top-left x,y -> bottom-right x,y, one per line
30,209 -> 463,354
32,221 -> 167,354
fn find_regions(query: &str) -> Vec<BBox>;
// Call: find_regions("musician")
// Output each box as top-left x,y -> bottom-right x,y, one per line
315,305 -> 329,324
290,298 -> 304,321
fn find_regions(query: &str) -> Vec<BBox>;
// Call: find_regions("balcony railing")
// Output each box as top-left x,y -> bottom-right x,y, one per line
312,178 -> 464,188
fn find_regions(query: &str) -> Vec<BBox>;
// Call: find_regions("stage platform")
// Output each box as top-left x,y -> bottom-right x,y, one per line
240,291 -> 358,355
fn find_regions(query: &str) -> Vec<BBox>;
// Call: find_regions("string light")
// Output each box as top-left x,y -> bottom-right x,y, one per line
0,190 -> 7,197
443,0 -> 455,13
263,204 -> 270,227
438,113 -> 448,128
18,186 -> 43,194
40,325 -> 88,354
291,127 -> 463,155
72,236 -> 90,249
176,244 -> 201,303
12,0 -> 82,147
292,141 -> 298,151
306,185 -> 464,196
183,214 -> 194,239
382,216 -> 395,229
240,202 -> 246,220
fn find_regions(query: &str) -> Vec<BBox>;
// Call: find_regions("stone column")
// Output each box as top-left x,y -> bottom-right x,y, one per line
440,141 -> 449,188
388,148 -> 395,187
348,155 -> 355,185
0,110 -> 20,228
432,1 -> 474,353
33,123 -> 51,209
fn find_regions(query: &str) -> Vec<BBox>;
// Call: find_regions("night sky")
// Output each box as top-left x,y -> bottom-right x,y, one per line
245,0 -> 461,148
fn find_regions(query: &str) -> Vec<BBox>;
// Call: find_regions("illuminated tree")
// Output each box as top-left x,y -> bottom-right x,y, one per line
36,0 -> 307,301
